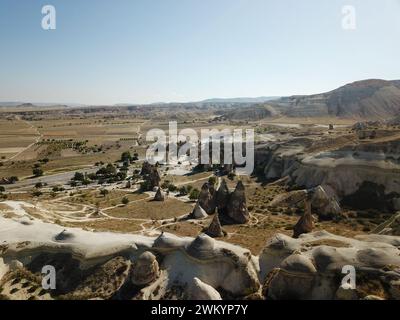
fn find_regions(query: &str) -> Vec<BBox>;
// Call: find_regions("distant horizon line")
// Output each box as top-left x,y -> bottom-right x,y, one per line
1,78 -> 398,107
0,96 -> 281,108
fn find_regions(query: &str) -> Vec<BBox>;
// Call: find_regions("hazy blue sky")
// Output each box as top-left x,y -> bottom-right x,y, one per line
1,0 -> 399,105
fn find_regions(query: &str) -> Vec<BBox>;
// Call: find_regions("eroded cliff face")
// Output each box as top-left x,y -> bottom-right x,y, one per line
255,138 -> 400,211
1,216 -> 400,300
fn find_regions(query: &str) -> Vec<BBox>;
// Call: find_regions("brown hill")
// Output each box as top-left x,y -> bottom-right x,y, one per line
272,79 -> 400,119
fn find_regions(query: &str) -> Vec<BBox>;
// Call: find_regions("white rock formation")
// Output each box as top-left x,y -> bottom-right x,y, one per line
0,217 -> 259,300
1,214 -> 400,300
187,277 -> 222,300
311,185 -> 342,219
192,203 -> 208,219
260,231 -> 400,300
131,251 -> 160,286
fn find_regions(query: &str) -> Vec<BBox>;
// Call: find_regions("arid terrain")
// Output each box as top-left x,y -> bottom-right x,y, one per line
1,79 -> 400,300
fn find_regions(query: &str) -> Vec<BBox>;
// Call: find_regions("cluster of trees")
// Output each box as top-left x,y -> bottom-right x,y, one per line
158,180 -> 198,200
120,151 -> 139,163
161,180 -> 178,192
189,188 -> 200,200
70,171 -> 91,186
32,163 -> 44,177
38,139 -> 94,154
95,163 -> 127,183
30,182 -> 65,198
71,162 -> 128,187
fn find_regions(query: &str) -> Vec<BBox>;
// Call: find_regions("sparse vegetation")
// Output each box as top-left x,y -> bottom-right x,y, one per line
32,167 -> 43,177
189,188 -> 200,200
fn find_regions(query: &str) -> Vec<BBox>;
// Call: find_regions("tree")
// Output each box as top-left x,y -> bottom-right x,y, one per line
87,173 -> 97,180
105,163 -> 117,175
33,167 -> 43,177
116,171 -> 127,181
121,161 -> 129,170
35,182 -> 43,189
208,176 -> 217,185
100,189 -> 109,197
96,163 -> 117,178
121,197 -> 129,205
178,186 -> 188,196
0,186 -> 5,192
32,190 -> 42,197
73,172 -> 85,181
9,176 -> 18,183
189,188 -> 200,200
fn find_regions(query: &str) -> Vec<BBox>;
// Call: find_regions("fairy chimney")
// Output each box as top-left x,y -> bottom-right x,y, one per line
198,183 -> 215,214
226,181 -> 249,224
154,187 -> 165,201
293,196 -> 314,238
205,214 -> 224,238
192,202 -> 208,219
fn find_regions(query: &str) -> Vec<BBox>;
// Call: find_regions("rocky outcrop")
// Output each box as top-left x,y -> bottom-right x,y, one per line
197,183 -> 215,214
269,186 -> 342,220
192,203 -> 208,219
154,188 -> 165,201
311,186 -> 342,219
2,215 -> 400,300
149,168 -> 161,189
67,256 -> 131,299
260,231 -> 400,300
372,212 -> 400,236
269,190 -> 308,208
204,214 -> 225,238
0,217 -> 260,300
149,233 -> 260,298
293,198 -> 314,238
225,181 -> 249,224
187,277 -> 222,300
256,137 -> 400,213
